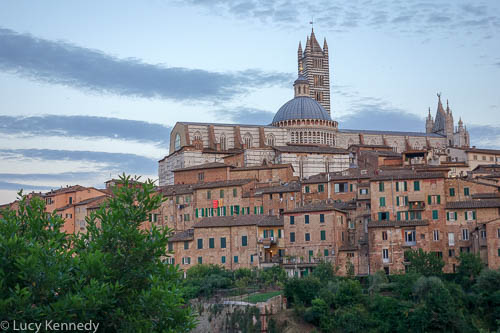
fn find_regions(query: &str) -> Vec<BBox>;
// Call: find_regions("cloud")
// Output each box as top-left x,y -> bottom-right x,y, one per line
212,107 -> 274,124
179,0 -> 500,37
0,149 -> 158,175
0,181 -> 52,192
0,28 -> 292,102
0,115 -> 171,145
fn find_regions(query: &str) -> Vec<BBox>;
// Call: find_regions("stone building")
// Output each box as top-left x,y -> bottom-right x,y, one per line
159,29 -> 470,186
166,215 -> 282,271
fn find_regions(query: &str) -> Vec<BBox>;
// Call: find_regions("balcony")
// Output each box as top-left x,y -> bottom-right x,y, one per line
408,201 -> 425,211
258,237 -> 278,247
403,241 -> 416,247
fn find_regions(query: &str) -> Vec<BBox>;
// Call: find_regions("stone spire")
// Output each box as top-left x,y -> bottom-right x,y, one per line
432,93 -> 446,134
426,107 -> 434,133
297,41 -> 303,74
323,38 -> 328,53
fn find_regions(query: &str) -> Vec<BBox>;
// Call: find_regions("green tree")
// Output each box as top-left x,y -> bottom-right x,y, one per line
0,176 -> 196,332
474,269 -> 500,331
405,248 -> 444,277
456,252 -> 483,289
311,262 -> 337,282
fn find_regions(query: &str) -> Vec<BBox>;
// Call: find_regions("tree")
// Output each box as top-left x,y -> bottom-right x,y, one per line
0,176 -> 196,332
456,252 -> 483,289
405,248 -> 444,277
474,269 -> 500,330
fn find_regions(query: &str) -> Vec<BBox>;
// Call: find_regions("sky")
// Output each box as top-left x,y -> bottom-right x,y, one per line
0,0 -> 499,204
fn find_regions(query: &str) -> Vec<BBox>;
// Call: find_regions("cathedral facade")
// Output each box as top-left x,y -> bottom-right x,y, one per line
158,30 -> 470,186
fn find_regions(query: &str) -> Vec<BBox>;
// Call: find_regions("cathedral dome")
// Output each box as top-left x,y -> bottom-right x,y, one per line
272,96 -> 332,123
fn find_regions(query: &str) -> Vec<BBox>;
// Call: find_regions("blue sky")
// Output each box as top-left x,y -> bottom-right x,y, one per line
0,0 -> 499,204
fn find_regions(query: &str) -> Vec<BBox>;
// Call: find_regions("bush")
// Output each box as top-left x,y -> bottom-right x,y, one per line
0,176 -> 196,332
405,248 -> 444,277
284,276 -> 322,306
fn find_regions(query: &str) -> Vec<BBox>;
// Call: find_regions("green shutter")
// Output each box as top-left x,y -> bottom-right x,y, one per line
263,230 -> 268,238
378,212 -> 382,221
396,196 -> 400,206
473,211 -> 476,220
217,207 -> 220,216
404,181 -> 408,191
195,209 -> 198,218
446,212 -> 449,221
405,196 -> 408,206
231,206 -> 234,215
223,206 -> 227,216
278,229 -> 282,238
428,195 -> 432,205
396,182 -> 399,192
454,212 -> 457,220
465,212 -> 468,220
324,249 -> 329,257
397,212 -> 401,221
260,206 -> 264,214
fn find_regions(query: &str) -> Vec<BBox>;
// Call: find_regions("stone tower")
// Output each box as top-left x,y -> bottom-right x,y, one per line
298,28 -> 331,116
425,107 -> 434,133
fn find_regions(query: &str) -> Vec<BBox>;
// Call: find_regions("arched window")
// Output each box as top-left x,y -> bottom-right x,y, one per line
220,134 -> 227,150
193,131 -> 203,150
174,133 -> 181,151
266,134 -> 275,146
244,133 -> 253,148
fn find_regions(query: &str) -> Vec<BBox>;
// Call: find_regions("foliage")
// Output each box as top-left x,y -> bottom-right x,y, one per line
311,262 -> 337,281
456,252 -> 483,290
474,269 -> 500,330
183,264 -> 233,298
405,248 -> 445,277
284,276 -> 322,306
244,290 -> 282,304
0,176 -> 196,332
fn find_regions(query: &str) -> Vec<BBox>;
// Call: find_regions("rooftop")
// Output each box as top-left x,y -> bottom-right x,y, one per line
446,200 -> 500,209
193,215 -> 282,228
371,171 -> 445,181
339,128 -> 444,138
254,182 -> 301,194
172,162 -> 232,172
273,144 -> 348,154
169,229 -> 195,242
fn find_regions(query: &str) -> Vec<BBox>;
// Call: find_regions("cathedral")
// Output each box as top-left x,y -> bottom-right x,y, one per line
158,29 -> 470,186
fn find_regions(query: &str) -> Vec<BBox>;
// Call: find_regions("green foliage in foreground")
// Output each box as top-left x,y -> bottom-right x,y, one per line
283,256 -> 500,332
244,290 -> 282,304
183,264 -> 287,299
0,175 -> 195,332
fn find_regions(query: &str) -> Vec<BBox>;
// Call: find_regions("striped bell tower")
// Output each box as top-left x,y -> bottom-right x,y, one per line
298,28 -> 331,116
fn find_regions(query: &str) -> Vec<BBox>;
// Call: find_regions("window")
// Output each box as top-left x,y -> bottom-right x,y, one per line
266,134 -> 275,146
433,230 -> 439,241
69,197 -> 73,204
220,190 -> 224,198
250,255 -> 254,263
198,257 -> 202,264
378,212 -> 389,221
405,230 -> 416,244
290,232 -> 295,242
209,238 -> 215,249
234,256 -> 239,263
198,172 -> 204,181
318,184 -> 324,192
220,237 -> 226,248
320,230 -> 326,240
498,249 -> 500,257
448,233 -> 455,246
464,187 -> 470,196
305,186 -> 310,193
462,229 -> 469,241
221,256 -> 226,264
324,249 -> 329,257
497,228 -> 500,238
382,231 -> 388,240
334,183 -> 348,193
315,91 -> 323,101
197,239 -> 203,249
428,195 -> 441,205
174,133 -> 181,150
449,249 -> 455,257
290,216 -> 295,225
305,233 -> 310,241
184,241 -> 189,250
413,181 -> 420,191
244,133 -> 253,148
449,188 -> 455,196
242,235 -> 248,246
481,230 -> 487,239
379,182 -> 385,192
168,242 -> 173,252
432,210 -> 439,220
383,249 -> 389,260
320,214 -> 325,223
447,211 -> 457,221
359,188 -> 368,195
465,210 -> 476,221
305,215 -> 309,224
379,197 -> 386,207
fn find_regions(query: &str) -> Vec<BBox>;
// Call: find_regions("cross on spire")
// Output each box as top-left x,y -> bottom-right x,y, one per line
309,17 -> 314,31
